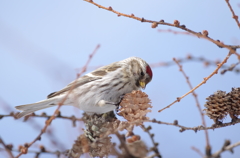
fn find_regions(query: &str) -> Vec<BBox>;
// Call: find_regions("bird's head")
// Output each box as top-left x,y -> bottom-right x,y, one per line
127,57 -> 153,89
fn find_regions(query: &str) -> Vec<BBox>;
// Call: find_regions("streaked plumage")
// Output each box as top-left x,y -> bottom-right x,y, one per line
15,57 -> 153,118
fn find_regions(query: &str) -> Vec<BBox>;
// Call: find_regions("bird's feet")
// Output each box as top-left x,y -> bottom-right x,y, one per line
97,94 -> 125,114
115,94 -> 125,113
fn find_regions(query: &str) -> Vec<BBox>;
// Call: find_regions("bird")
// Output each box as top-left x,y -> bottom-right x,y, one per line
15,57 -> 153,118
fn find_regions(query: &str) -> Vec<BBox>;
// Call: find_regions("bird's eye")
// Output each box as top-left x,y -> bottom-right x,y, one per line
141,71 -> 144,76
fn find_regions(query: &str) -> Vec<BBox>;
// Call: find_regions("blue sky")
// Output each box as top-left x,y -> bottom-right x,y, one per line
0,0 -> 240,158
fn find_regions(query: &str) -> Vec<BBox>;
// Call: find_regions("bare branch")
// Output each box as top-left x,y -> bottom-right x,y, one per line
191,146 -> 205,157
115,132 -> 134,158
224,0 -> 240,28
0,138 -> 14,158
158,29 -> 195,36
87,55 -> 240,73
84,0 -> 240,60
0,147 -> 63,157
210,140 -> 240,158
15,45 -> 99,158
148,118 -> 240,132
158,52 -> 232,112
0,112 -> 82,127
141,125 -> 162,158
221,61 -> 240,74
173,58 -> 211,154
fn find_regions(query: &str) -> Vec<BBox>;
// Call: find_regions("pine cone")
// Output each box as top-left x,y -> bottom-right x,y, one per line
118,90 -> 152,125
203,90 -> 228,124
226,87 -> 240,121
66,134 -> 89,158
81,111 -> 118,157
82,111 -> 117,139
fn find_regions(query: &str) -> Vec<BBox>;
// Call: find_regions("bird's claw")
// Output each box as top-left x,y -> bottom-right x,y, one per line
115,94 -> 125,113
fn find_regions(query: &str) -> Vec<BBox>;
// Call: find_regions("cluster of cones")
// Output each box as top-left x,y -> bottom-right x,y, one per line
67,90 -> 152,157
203,88 -> 240,124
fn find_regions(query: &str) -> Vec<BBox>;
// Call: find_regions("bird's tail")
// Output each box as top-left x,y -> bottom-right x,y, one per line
15,98 -> 57,118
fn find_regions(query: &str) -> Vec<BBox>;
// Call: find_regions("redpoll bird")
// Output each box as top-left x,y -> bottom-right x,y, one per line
15,57 -> 153,118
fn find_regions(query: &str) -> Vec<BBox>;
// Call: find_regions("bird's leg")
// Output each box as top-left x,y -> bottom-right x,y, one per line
115,94 -> 125,113
98,94 -> 125,116
100,94 -> 125,106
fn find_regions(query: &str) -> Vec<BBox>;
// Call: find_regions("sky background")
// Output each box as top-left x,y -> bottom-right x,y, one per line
0,0 -> 240,158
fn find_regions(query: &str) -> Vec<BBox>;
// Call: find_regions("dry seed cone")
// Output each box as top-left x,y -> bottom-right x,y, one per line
82,111 -> 118,157
66,134 -> 89,158
203,90 -> 228,124
118,90 -> 152,125
226,87 -> 240,121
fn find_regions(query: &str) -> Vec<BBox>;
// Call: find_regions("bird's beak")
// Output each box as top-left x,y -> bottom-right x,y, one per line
139,81 -> 146,89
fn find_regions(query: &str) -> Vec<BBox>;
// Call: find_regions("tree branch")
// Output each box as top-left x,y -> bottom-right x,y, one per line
224,0 -> 240,28
0,138 -> 14,158
84,0 -> 240,60
210,140 -> 240,158
0,112 -> 82,127
141,125 -> 161,158
158,52 -> 232,112
15,45 -> 99,158
173,58 -> 211,155
148,118 -> 240,132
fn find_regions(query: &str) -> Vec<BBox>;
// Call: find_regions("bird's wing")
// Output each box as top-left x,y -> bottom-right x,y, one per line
47,75 -> 102,98
47,62 -> 121,99
90,63 -> 121,76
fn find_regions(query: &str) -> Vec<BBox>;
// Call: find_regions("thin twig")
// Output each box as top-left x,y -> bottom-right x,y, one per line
15,45 -> 99,158
191,146 -> 204,157
95,118 -> 240,141
211,141 -> 240,158
173,58 -> 211,153
84,0 -> 240,60
0,113 -> 82,125
115,132 -> 134,158
0,97 -> 14,112
0,148 -> 64,157
15,107 -> 62,158
86,55 -> 240,73
0,138 -> 14,158
25,119 -> 66,151
158,52 -> 232,112
141,125 -> 161,158
158,29 -> 194,36
148,118 -> 240,132
0,112 -> 80,149
221,61 -> 240,74
225,0 -> 240,28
